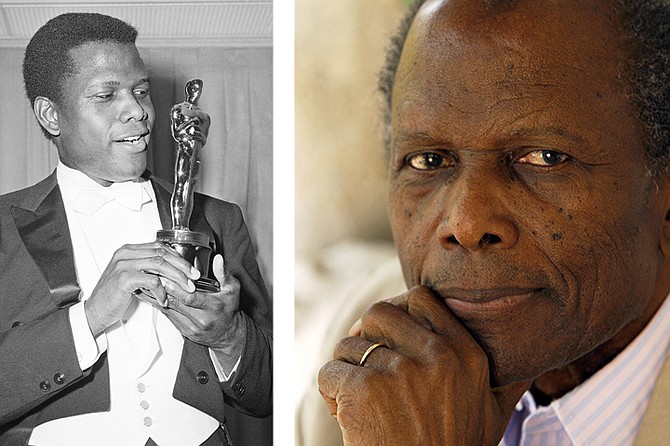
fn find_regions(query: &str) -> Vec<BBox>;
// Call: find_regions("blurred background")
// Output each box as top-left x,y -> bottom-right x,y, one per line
295,0 -> 407,320
0,1 -> 272,444
295,0 -> 412,444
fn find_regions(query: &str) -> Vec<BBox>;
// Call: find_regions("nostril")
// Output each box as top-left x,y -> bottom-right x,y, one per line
479,233 -> 501,247
447,235 -> 459,245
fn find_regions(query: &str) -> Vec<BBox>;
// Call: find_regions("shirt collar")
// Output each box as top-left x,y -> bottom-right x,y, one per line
56,162 -> 155,215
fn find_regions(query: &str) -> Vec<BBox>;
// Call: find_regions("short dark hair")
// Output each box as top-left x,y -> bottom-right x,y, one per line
23,13 -> 138,139
379,0 -> 670,176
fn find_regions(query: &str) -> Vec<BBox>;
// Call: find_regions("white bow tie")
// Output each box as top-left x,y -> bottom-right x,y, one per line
73,181 -> 152,215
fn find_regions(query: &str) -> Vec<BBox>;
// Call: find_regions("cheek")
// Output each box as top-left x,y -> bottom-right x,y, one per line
531,191 -> 661,344
388,181 -> 438,286
145,102 -> 156,126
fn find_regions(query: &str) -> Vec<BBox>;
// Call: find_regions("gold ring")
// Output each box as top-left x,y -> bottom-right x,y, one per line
358,342 -> 384,366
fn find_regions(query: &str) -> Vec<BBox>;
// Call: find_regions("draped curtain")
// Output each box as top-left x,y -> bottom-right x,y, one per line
0,46 -> 273,445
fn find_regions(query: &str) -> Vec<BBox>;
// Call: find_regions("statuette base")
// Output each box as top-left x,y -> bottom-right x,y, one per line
157,229 -> 220,293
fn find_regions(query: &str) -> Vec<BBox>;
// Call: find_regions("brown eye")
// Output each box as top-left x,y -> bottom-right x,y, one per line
517,149 -> 568,167
407,152 -> 449,170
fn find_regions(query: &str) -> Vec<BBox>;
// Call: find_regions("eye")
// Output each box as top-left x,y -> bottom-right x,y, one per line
407,152 -> 451,170
95,92 -> 113,100
134,88 -> 150,98
517,149 -> 569,167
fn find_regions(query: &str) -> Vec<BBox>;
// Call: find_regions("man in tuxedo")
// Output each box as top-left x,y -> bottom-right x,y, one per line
0,12 -> 271,446
318,0 -> 670,444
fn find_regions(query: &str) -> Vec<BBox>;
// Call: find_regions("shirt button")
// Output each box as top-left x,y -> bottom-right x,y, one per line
39,380 -> 51,392
196,371 -> 209,384
137,382 -> 146,393
11,321 -> 22,328
515,401 -> 524,412
140,400 -> 150,410
54,373 -> 65,385
144,416 -> 152,427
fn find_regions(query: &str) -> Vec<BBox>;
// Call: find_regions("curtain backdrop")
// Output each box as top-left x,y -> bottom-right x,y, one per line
0,46 -> 273,446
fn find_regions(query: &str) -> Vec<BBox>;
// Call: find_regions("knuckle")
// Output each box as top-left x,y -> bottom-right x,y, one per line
198,319 -> 214,332
388,355 -> 414,376
147,275 -> 161,288
360,302 -> 388,328
333,336 -> 354,352
118,269 -> 132,282
118,243 -> 132,252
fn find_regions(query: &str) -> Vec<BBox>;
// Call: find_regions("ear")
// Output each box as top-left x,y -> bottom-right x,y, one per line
661,175 -> 670,257
33,96 -> 61,137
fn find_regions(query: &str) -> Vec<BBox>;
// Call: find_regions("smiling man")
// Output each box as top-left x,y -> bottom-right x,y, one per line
318,0 -> 670,445
0,13 -> 271,446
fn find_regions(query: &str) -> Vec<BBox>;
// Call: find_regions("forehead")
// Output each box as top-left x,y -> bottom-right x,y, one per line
66,41 -> 147,85
391,0 -> 638,149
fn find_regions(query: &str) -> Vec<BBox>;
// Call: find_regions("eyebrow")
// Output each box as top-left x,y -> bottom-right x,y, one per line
508,126 -> 586,145
393,131 -> 449,147
393,126 -> 587,149
93,77 -> 151,88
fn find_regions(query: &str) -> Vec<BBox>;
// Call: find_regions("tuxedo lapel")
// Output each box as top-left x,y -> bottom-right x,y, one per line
635,352 -> 670,445
152,178 -> 173,230
9,173 -> 80,308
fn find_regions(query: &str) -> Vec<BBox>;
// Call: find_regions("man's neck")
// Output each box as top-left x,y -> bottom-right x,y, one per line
532,274 -> 670,402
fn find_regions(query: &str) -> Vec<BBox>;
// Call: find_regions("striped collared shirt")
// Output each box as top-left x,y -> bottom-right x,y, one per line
502,292 -> 670,446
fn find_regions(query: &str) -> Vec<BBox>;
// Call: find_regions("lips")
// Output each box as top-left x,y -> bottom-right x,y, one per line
113,129 -> 150,146
435,286 -> 542,313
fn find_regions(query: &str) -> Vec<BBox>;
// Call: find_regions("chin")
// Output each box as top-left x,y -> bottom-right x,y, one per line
478,334 -> 570,389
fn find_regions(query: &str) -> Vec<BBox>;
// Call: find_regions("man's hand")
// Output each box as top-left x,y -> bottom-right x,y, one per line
159,254 -> 246,364
171,102 -> 211,147
318,285 -> 530,446
84,242 -> 201,336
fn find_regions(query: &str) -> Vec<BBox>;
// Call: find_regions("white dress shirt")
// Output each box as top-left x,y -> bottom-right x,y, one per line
29,163 -> 221,446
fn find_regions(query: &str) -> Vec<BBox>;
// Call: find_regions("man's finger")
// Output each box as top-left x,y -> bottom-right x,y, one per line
333,336 -> 393,369
318,359 -> 368,418
119,254 -> 196,294
212,254 -> 225,283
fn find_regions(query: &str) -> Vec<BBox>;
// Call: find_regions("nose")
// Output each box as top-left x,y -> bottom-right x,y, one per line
120,93 -> 148,122
436,172 -> 519,252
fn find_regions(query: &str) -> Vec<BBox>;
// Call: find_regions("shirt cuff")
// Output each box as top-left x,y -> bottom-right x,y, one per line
69,302 -> 107,370
209,348 -> 241,382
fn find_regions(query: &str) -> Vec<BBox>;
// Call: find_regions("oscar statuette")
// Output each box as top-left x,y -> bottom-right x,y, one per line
156,79 -> 220,292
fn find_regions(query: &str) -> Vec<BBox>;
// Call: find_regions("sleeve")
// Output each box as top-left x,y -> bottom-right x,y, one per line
209,347 -> 241,381
208,201 -> 273,417
69,302 -> 107,370
0,307 -> 90,425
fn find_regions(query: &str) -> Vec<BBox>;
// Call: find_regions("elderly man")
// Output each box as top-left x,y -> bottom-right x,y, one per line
318,0 -> 670,444
0,12 -> 271,446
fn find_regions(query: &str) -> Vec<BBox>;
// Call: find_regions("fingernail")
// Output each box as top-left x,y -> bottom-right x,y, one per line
187,279 -> 196,292
190,266 -> 201,279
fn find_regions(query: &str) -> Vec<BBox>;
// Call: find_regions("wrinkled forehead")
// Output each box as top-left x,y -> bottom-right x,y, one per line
399,0 -> 630,92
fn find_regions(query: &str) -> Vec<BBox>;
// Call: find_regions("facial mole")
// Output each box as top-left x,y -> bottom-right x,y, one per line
595,91 -> 603,100
551,233 -> 563,241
